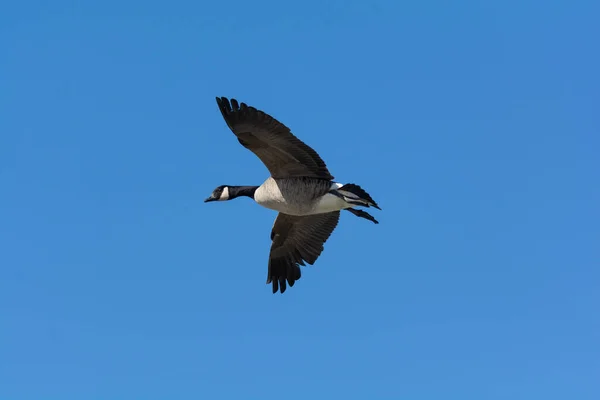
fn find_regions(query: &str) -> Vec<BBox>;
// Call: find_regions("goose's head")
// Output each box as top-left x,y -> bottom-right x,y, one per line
204,185 -> 259,203
204,185 -> 231,202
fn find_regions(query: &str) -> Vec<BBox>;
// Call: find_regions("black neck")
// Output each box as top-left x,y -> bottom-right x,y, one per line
229,186 -> 259,200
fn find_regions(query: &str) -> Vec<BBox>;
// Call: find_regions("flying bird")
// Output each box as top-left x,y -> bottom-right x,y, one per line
205,97 -> 380,293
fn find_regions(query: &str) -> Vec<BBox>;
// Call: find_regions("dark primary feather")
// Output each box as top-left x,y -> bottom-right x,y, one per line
215,97 -> 334,180
267,211 -> 340,293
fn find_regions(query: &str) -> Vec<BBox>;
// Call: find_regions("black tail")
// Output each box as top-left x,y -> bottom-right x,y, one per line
337,183 -> 381,210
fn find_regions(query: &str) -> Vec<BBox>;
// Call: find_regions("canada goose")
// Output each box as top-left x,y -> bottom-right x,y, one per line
205,97 -> 380,293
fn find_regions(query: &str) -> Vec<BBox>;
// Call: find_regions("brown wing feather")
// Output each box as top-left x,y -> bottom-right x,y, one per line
267,211 -> 340,293
215,97 -> 334,180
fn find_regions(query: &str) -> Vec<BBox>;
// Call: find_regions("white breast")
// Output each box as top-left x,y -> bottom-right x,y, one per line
254,178 -> 296,214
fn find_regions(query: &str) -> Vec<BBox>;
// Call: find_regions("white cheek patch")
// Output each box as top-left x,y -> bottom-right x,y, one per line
219,186 -> 230,200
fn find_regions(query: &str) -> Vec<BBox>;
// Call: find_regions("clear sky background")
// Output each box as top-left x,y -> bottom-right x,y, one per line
1,1 -> 599,399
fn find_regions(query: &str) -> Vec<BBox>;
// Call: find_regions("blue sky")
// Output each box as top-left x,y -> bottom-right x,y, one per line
1,1 -> 599,399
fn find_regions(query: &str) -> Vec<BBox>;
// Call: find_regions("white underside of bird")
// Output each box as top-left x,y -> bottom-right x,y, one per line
254,179 -> 358,216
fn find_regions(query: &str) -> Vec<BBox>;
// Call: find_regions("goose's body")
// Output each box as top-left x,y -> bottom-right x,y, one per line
205,97 -> 381,293
254,177 -> 349,216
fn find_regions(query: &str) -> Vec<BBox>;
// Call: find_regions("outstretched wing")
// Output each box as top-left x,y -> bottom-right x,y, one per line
215,97 -> 334,180
267,211 -> 340,293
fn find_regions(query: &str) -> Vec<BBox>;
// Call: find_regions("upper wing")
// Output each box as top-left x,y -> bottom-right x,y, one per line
267,211 -> 341,293
215,97 -> 334,180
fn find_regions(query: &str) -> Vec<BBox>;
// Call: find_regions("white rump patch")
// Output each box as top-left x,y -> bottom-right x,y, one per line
314,193 -> 351,213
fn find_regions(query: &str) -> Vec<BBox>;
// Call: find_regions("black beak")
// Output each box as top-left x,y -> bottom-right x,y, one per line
204,197 -> 215,203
